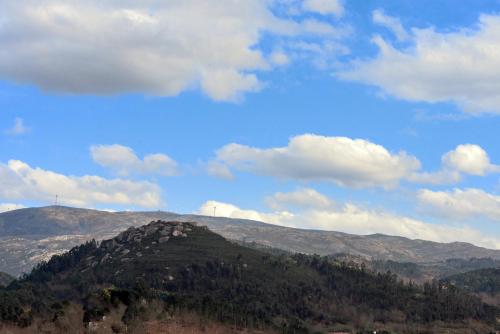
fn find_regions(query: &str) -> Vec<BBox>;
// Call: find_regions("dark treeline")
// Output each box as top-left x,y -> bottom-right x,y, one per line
442,268 -> 500,295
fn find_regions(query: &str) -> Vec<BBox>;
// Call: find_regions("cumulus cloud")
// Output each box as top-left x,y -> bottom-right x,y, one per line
410,144 -> 500,185
442,144 -> 500,175
90,144 -> 178,177
5,118 -> 29,136
199,189 -> 500,248
265,188 -> 333,210
0,160 -> 162,208
372,9 -> 409,41
339,14 -> 500,114
302,0 -> 344,17
0,0 -> 344,101
0,203 -> 25,213
210,134 -> 420,188
211,135 -> 500,187
417,188 -> 500,222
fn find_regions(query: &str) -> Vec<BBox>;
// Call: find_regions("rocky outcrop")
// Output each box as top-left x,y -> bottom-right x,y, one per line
93,221 -> 195,267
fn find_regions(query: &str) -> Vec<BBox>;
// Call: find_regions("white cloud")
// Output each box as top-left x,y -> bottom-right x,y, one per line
0,159 -> 162,208
442,144 -> 499,175
302,0 -> 344,17
417,188 -> 500,222
287,39 -> 350,69
410,144 -> 500,185
206,161 -> 234,180
0,0 -> 344,101
211,136 -> 500,187
90,144 -> 178,177
265,188 -> 333,210
211,134 -> 420,188
199,189 -> 500,249
372,9 -> 409,41
200,200 -> 277,222
339,14 -> 500,114
301,19 -> 344,36
409,170 -> 462,185
0,203 -> 25,213
5,118 -> 29,135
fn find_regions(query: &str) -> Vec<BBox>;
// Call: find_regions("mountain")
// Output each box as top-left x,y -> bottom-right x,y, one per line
0,272 -> 13,287
2,206 -> 500,276
0,220 -> 497,333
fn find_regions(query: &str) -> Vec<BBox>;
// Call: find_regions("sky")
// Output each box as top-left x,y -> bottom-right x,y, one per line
3,0 -> 500,248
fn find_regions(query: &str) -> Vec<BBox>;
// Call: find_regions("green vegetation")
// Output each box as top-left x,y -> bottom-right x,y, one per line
0,221 -> 498,333
442,268 -> 500,295
361,257 -> 500,283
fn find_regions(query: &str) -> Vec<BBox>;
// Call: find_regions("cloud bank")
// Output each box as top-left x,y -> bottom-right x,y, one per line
199,188 -> 500,249
0,160 -> 162,208
418,188 -> 500,222
211,134 -> 420,188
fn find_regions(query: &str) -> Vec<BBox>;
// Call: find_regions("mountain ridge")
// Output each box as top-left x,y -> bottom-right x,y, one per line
1,205 -> 500,276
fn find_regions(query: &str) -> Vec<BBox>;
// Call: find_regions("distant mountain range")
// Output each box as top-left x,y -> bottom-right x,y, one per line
1,206 -> 500,276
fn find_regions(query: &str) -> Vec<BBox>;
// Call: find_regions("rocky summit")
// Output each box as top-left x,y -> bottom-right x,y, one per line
96,221 -> 193,267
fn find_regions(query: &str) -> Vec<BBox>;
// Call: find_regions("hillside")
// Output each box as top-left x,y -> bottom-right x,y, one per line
441,268 -> 500,307
2,206 -> 500,276
367,257 -> 500,284
443,268 -> 500,295
0,220 -> 497,333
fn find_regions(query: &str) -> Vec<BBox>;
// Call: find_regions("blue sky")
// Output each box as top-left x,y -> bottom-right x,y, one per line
2,0 -> 500,247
